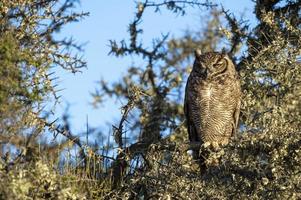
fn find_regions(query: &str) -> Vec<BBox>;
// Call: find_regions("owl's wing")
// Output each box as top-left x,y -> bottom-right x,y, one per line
232,92 -> 241,137
184,79 -> 198,143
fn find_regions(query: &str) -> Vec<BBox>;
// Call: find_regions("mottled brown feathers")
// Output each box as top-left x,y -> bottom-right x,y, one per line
184,51 -> 241,171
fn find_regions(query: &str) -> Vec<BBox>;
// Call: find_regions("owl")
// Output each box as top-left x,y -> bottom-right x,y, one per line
184,49 -> 241,170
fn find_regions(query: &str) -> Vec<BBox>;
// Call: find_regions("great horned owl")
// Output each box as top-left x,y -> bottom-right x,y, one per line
184,49 -> 241,170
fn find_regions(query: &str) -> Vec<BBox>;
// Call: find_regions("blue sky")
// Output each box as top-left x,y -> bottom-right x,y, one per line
55,0 -> 255,135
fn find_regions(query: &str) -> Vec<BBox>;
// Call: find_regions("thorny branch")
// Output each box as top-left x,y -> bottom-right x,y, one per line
145,0 -> 217,14
0,0 -> 89,165
42,116 -> 88,166
112,86 -> 145,149
221,7 -> 249,59
237,0 -> 301,70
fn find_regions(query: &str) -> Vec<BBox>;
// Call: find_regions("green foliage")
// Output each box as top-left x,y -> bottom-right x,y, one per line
0,34 -> 27,134
0,0 -> 89,198
240,6 -> 301,133
0,0 -> 88,136
105,129 -> 301,199
0,158 -> 87,200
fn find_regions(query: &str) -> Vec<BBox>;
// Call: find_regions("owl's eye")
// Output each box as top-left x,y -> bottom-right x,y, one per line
213,60 -> 225,67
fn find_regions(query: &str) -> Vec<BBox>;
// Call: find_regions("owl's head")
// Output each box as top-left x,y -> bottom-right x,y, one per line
192,49 -> 236,79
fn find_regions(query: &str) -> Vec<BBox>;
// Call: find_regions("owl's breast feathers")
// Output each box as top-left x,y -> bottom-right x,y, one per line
184,72 -> 241,145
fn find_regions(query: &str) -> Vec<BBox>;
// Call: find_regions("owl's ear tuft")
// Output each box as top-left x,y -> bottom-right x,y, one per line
194,48 -> 202,59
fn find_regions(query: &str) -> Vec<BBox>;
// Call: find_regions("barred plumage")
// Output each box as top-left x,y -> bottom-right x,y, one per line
184,49 -> 241,171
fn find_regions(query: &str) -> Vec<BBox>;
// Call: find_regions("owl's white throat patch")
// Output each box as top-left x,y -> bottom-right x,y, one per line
204,84 -> 212,98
